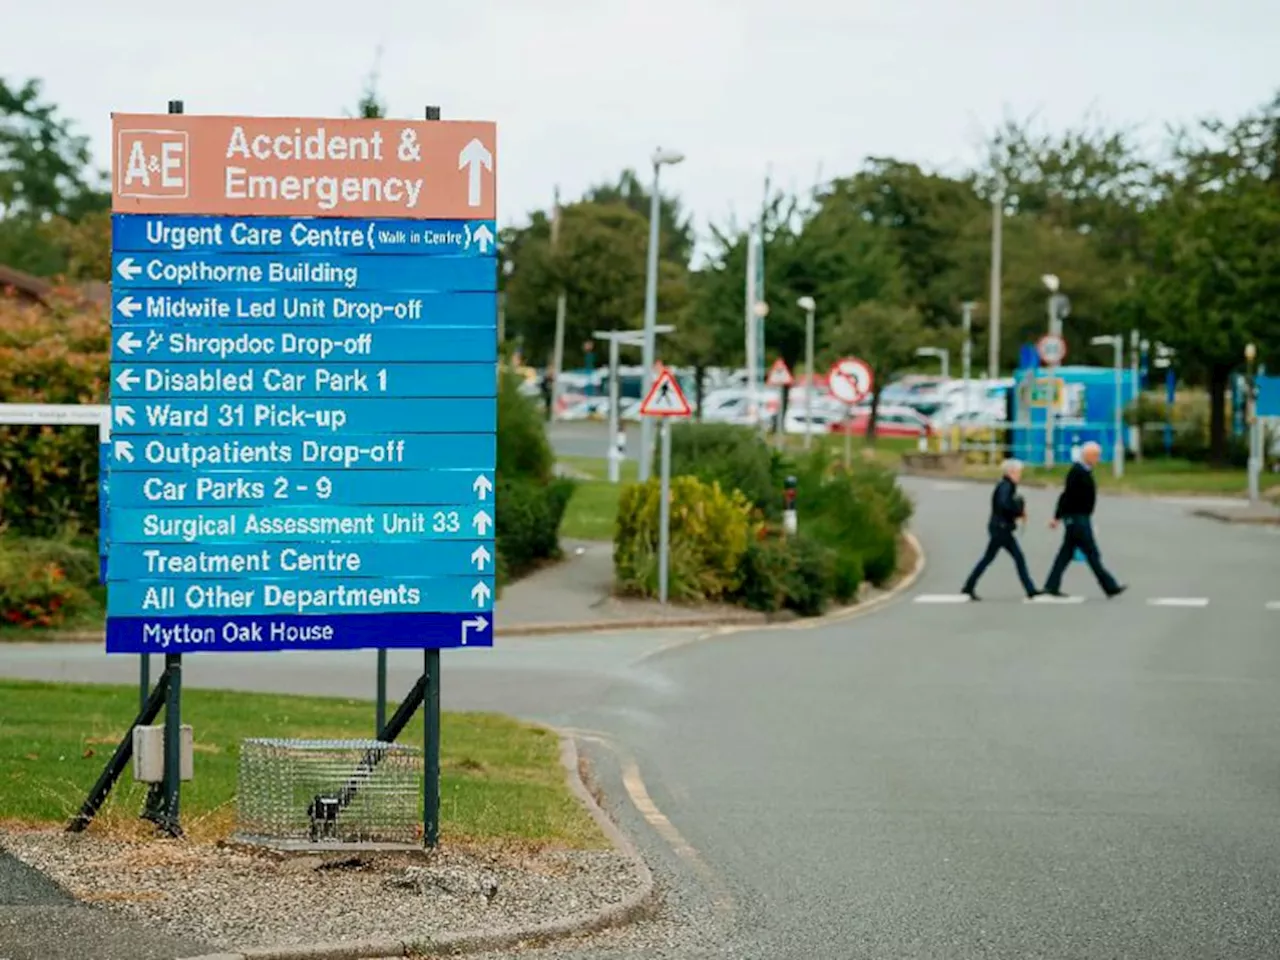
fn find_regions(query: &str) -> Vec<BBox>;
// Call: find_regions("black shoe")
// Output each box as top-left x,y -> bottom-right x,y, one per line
1026,589 -> 1043,599
962,589 -> 981,601
1106,585 -> 1128,599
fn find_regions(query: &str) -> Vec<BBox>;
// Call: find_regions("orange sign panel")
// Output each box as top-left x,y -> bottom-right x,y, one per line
111,114 -> 497,220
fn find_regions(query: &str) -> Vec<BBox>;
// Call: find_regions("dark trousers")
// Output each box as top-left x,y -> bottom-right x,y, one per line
963,525 -> 1037,596
1043,517 -> 1120,595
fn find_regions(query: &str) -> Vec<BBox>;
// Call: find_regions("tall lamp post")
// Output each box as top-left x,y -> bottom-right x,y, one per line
1245,342 -> 1261,505
1040,274 -> 1070,467
1091,334 -> 1125,479
639,147 -> 685,481
797,296 -> 816,449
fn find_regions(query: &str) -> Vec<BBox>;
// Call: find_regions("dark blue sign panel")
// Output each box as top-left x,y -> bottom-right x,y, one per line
108,211 -> 497,653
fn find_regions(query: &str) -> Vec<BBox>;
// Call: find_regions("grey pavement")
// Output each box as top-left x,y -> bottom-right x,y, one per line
6,470 -> 1280,958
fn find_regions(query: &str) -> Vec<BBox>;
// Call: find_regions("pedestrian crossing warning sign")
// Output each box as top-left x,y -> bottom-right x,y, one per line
639,368 -> 692,417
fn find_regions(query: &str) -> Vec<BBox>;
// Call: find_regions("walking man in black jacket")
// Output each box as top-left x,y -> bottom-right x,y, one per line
1042,441 -> 1127,598
961,458 -> 1040,600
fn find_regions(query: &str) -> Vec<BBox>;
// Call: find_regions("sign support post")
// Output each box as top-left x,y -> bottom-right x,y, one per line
638,368 -> 692,605
658,419 -> 672,604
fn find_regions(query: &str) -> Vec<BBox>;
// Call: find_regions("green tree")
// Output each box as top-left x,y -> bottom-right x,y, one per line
0,78 -> 109,276
1137,91 -> 1280,461
583,169 -> 695,265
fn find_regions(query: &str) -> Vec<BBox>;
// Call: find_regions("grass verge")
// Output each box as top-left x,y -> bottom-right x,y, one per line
558,456 -> 635,542
919,456 -> 1280,496
0,679 -> 604,848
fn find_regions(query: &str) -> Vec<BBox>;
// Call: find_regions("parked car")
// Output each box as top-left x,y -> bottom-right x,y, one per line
831,403 -> 934,438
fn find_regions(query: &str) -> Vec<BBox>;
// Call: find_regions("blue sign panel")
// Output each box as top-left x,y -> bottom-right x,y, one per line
112,215 -> 497,257
112,290 -> 497,328
108,207 -> 497,654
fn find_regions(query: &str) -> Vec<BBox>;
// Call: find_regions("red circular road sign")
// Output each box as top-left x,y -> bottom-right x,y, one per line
827,357 -> 874,405
1037,334 -> 1067,366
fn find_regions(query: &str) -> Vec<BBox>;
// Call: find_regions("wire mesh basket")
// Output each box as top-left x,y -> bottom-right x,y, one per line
234,738 -> 422,850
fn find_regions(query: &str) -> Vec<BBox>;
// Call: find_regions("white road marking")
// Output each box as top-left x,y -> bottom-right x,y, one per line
1027,595 -> 1086,604
1147,597 -> 1210,608
913,594 -> 972,604
1266,601 -> 1280,611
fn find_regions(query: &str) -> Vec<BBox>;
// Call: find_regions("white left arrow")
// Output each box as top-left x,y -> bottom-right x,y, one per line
117,331 -> 142,355
460,615 -> 489,645
470,545 -> 491,571
471,509 -> 492,535
116,257 -> 142,281
470,581 -> 492,608
115,369 -> 140,392
116,296 -> 141,318
458,138 -> 493,208
113,440 -> 134,463
114,405 -> 136,427
472,474 -> 493,500
472,223 -> 495,253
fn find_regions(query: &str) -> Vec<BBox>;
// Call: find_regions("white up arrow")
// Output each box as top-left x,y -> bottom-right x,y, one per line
470,581 -> 492,608
470,545 -> 492,571
471,509 -> 492,535
116,296 -> 141,319
458,138 -> 493,208
472,474 -> 493,500
114,405 -> 136,427
116,258 -> 142,281
117,331 -> 142,355
114,369 -> 140,392
460,615 -> 489,645
113,440 -> 134,463
472,223 -> 495,253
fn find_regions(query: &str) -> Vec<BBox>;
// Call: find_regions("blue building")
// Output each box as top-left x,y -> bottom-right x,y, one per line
1009,364 -> 1137,466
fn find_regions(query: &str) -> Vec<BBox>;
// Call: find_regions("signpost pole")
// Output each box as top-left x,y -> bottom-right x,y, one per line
607,336 -> 621,483
658,419 -> 671,605
424,646 -> 441,848
375,652 -> 387,737
843,407 -> 852,470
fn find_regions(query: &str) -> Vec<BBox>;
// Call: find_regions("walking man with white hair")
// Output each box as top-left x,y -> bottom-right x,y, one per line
961,458 -> 1040,600
1042,441 -> 1127,599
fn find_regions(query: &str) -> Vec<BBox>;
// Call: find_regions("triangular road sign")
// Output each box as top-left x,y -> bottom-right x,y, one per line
639,368 -> 692,418
766,358 -> 794,387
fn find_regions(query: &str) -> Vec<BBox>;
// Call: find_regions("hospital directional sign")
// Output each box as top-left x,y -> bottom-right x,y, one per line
107,111 -> 498,654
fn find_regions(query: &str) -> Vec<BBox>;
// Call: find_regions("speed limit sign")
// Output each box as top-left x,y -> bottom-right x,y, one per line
1037,334 -> 1067,367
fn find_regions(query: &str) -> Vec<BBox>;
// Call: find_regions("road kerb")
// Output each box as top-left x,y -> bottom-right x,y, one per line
223,735 -> 656,960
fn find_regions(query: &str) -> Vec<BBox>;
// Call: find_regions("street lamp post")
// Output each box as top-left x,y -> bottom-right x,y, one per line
797,296 -> 816,449
915,346 -> 950,451
1041,274 -> 1070,467
961,301 -> 975,454
1091,334 -> 1125,479
1245,342 -> 1261,505
639,147 -> 685,482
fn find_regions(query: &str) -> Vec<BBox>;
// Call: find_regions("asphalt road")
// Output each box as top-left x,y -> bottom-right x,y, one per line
5,468 -> 1280,958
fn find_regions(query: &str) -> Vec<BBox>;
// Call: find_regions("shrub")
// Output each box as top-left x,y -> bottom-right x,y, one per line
668,422 -> 784,518
0,291 -> 108,537
614,475 -> 755,602
495,476 -> 574,581
497,369 -> 553,483
792,449 -> 913,586
735,534 -> 842,617
0,534 -> 96,628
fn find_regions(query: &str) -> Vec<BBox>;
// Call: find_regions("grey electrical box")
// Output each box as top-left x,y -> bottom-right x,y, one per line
132,724 -> 194,783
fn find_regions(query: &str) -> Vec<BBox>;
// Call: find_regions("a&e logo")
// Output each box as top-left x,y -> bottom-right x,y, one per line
117,128 -> 190,198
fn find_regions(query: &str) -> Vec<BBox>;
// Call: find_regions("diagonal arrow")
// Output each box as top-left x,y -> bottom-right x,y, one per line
114,405 -> 135,427
114,369 -> 140,392
458,138 -> 493,208
113,439 -> 134,463
116,257 -> 141,281
116,295 -> 141,319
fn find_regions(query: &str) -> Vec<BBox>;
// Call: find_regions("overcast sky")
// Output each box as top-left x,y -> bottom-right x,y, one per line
5,0 -> 1277,241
